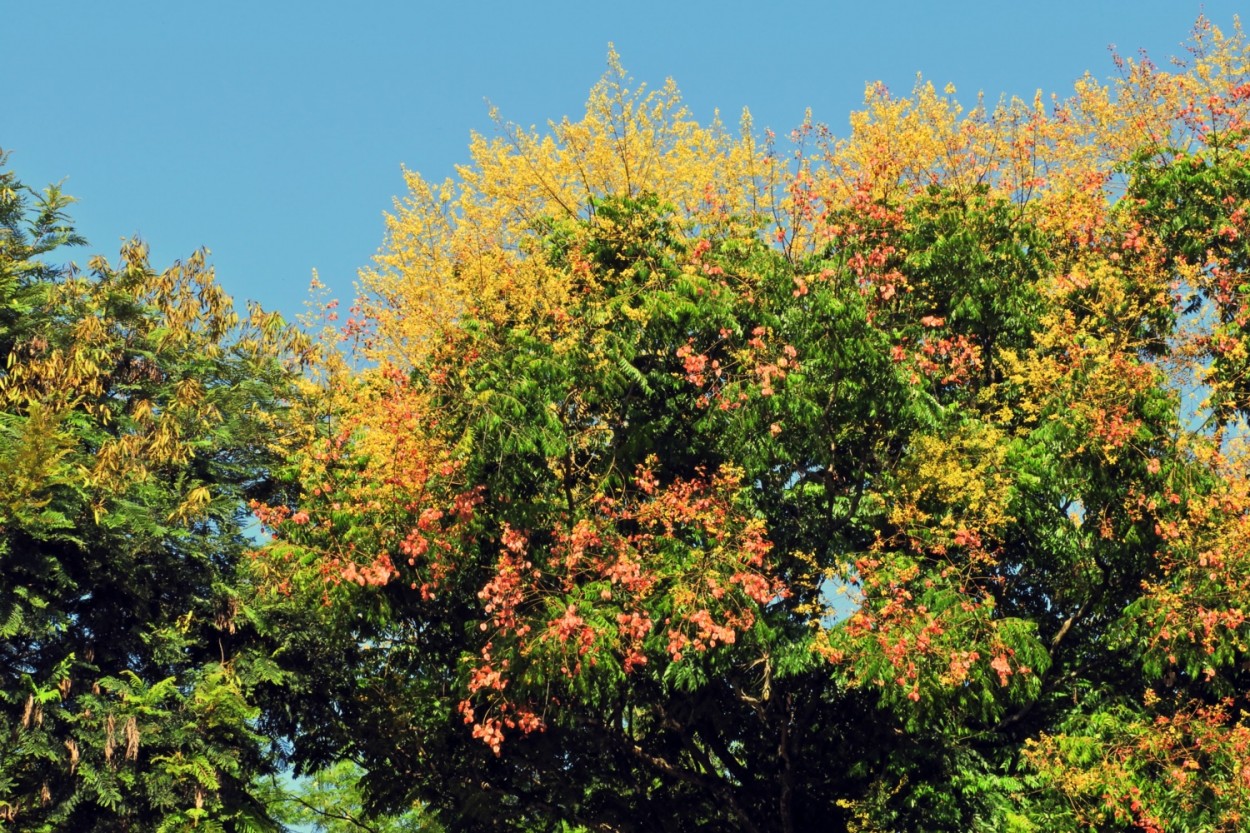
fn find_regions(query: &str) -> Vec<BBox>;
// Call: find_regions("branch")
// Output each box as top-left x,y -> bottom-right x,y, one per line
267,792 -> 382,833
1050,596 -> 1091,652
625,744 -> 762,833
695,724 -> 752,786
778,693 -> 796,833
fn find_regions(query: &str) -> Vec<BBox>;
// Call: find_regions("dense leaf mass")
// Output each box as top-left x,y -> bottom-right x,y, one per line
0,156 -> 310,830
255,24 -> 1250,832
12,17 -> 1250,833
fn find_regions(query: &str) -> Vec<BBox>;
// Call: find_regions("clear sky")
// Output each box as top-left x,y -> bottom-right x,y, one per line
4,1 -> 1243,321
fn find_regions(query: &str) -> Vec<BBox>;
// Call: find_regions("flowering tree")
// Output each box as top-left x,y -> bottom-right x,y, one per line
261,23 -> 1250,832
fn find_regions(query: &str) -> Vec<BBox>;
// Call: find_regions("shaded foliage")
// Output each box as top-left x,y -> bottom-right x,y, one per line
0,152 -> 308,830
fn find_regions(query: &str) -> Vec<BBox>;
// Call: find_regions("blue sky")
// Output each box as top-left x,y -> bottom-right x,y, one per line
4,1 -> 1243,322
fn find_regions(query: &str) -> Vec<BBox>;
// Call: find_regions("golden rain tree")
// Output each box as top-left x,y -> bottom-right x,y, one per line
259,23 -> 1250,833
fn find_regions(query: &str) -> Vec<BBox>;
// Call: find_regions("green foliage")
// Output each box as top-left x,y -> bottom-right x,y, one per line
0,152 -> 306,829
16,25 -> 1250,833
258,762 -> 440,833
259,175 -> 1176,832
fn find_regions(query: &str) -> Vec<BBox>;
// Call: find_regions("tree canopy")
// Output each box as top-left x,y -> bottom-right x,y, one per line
0,154 -> 311,830
10,17 -> 1250,833
255,23 -> 1250,833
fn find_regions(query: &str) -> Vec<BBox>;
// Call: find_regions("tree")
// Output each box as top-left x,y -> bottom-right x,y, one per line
0,152 -> 310,830
257,761 -> 441,833
259,23 -> 1250,832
